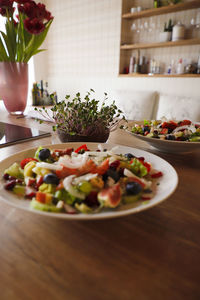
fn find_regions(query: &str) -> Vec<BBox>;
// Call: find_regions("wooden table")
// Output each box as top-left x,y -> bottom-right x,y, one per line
0,111 -> 199,300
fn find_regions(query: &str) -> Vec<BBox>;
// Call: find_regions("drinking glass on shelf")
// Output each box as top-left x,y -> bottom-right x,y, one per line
143,20 -> 150,42
131,22 -> 138,43
190,16 -> 200,39
194,9 -> 200,38
137,19 -> 143,43
131,20 -> 140,43
155,18 -> 161,42
131,22 -> 137,32
148,17 -> 156,42
138,19 -> 149,43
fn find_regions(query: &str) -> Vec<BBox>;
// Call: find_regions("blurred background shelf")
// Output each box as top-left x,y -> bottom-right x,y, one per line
120,0 -> 200,77
119,73 -> 200,78
122,1 -> 200,20
120,38 -> 200,50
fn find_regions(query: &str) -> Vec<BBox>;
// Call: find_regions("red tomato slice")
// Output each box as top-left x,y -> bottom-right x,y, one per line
143,162 -> 151,173
161,122 -> 168,129
151,171 -> 163,178
138,158 -> 151,173
20,158 -> 38,169
160,128 -> 168,135
162,121 -> 177,131
179,120 -> 191,126
75,144 -> 89,153
52,148 -> 73,158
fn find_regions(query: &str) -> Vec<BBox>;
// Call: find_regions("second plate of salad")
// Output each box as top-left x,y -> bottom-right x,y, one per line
0,142 -> 178,220
126,119 -> 200,153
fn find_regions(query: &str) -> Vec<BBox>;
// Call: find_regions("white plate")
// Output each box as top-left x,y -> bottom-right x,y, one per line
126,122 -> 200,153
0,143 -> 178,220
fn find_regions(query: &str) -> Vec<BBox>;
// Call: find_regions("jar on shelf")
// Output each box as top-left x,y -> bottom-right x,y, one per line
172,22 -> 185,41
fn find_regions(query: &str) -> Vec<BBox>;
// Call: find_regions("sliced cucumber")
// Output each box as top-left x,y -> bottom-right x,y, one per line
4,162 -> 24,179
123,193 -> 141,204
78,181 -> 92,195
30,199 -> 62,213
13,185 -> 25,196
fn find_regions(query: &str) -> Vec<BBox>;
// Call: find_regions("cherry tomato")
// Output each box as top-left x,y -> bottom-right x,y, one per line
20,158 -> 38,169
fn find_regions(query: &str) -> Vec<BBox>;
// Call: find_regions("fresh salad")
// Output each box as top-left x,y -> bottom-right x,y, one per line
2,144 -> 163,214
131,119 -> 200,142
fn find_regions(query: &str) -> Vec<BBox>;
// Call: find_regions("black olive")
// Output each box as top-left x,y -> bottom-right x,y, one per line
142,126 -> 150,133
43,173 -> 59,185
78,149 -> 85,154
166,134 -> 176,140
52,196 -> 59,205
126,181 -> 142,195
168,128 -> 173,134
179,136 -> 187,141
103,169 -> 120,182
107,169 -> 120,182
124,153 -> 135,160
38,148 -> 51,161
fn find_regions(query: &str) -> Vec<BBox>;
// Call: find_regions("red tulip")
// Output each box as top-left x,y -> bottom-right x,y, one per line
24,17 -> 45,34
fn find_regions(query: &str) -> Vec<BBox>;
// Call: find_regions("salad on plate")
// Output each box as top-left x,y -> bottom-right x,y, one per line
131,119 -> 200,142
2,144 -> 163,215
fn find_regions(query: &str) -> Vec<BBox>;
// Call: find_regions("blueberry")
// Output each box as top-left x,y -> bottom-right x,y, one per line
124,153 -> 135,160
39,148 -> 51,161
43,173 -> 59,185
126,181 -> 142,195
166,134 -> 175,140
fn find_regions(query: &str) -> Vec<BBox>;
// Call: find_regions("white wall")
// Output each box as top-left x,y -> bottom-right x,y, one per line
34,0 -> 200,103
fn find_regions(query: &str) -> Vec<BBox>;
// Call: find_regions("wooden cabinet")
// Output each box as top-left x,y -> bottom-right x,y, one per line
119,0 -> 200,77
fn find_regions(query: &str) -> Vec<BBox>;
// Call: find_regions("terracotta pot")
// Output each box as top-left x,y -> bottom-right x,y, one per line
57,130 -> 110,143
0,62 -> 28,115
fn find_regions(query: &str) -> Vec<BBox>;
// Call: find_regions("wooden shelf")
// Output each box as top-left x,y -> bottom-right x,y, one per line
119,73 -> 200,78
120,38 -> 200,50
122,1 -> 200,20
120,1 -> 200,79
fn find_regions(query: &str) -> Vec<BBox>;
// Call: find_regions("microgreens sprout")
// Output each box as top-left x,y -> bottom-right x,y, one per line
35,89 -> 127,137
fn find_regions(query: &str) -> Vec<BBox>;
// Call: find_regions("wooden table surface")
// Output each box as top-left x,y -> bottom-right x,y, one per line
0,110 -> 199,300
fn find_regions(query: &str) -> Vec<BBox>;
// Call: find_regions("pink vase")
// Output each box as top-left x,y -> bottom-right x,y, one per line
0,62 -> 28,115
